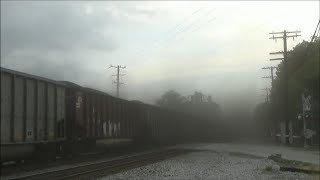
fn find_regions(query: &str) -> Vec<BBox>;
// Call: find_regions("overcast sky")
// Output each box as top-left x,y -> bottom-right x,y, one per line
1,1 -> 319,117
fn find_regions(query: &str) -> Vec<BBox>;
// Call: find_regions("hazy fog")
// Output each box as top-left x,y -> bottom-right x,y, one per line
1,1 -> 318,121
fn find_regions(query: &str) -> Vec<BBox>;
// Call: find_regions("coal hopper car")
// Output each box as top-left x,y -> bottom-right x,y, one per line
62,82 -> 137,153
1,67 -> 66,161
1,67 -> 219,162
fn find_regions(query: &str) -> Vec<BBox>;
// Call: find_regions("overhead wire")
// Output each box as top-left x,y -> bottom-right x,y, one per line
306,20 -> 320,54
162,7 -> 216,43
131,7 -> 218,64
106,7 -> 205,67
141,7 -> 217,58
289,19 -> 320,75
132,7 -> 205,58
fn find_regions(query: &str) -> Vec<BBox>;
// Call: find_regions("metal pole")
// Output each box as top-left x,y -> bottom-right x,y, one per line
302,93 -> 309,148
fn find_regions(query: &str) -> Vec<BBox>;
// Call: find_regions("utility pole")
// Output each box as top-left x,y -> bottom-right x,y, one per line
109,65 -> 126,97
262,66 -> 277,85
261,88 -> 270,103
269,30 -> 301,144
262,66 -> 278,140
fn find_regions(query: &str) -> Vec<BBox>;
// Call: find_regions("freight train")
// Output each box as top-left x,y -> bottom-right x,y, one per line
1,67 -> 220,162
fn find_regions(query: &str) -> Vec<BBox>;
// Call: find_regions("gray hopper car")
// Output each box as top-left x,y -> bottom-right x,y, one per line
1,68 -> 66,161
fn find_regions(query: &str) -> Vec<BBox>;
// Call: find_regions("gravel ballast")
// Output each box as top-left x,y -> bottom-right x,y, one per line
100,150 -> 315,180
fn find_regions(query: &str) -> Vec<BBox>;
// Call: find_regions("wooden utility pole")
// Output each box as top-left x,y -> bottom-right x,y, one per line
109,65 -> 126,97
262,66 -> 277,85
262,66 -> 278,139
269,30 -> 300,144
261,88 -> 270,103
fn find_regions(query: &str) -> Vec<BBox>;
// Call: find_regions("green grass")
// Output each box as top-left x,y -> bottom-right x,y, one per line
265,165 -> 273,171
268,154 -> 320,174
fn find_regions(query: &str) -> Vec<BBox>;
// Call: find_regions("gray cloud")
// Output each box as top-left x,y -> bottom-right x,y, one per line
1,1 -> 116,57
1,1 -> 118,96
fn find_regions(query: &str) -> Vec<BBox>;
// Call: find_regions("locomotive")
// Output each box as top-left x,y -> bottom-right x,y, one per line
1,67 -> 218,162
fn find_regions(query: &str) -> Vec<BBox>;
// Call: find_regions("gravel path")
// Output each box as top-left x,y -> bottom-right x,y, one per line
100,150 -> 315,180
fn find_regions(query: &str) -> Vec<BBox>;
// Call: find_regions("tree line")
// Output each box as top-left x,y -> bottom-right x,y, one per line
254,36 -> 319,137
155,90 -> 222,122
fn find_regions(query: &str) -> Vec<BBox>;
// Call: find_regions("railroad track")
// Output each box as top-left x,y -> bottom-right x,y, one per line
4,149 -> 189,180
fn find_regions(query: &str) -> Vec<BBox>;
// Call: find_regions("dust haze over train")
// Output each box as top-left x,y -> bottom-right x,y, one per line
1,2 -> 319,175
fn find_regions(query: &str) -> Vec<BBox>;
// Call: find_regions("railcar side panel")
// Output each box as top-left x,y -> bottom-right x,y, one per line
128,104 -> 132,137
108,98 -> 112,137
76,92 -> 85,139
26,79 -> 36,142
37,82 -> 46,140
14,77 -> 24,142
47,84 -> 55,140
119,101 -> 123,137
56,87 -> 65,139
85,93 -> 89,138
92,94 -> 96,138
91,94 -> 95,138
98,96 -> 102,137
1,69 -> 66,144
115,101 -> 119,137
101,96 -> 107,137
96,95 -> 102,138
1,73 -> 12,142
124,102 -> 128,137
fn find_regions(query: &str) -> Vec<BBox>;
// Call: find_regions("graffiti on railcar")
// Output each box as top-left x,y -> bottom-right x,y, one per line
103,121 -> 107,136
76,96 -> 82,109
108,120 -> 121,137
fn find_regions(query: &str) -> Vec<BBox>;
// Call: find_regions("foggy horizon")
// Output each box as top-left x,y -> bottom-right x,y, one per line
1,1 -> 318,119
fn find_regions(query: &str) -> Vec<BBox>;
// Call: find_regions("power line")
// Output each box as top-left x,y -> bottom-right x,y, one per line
126,7 -> 219,68
163,8 -> 216,43
133,7 -> 206,58
162,7 -> 204,36
303,20 -> 319,56
139,8 -> 217,62
109,7 -> 207,64
188,16 -> 217,34
289,20 -> 319,75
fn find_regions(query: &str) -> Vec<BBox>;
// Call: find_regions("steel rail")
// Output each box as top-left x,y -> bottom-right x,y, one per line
7,149 -> 186,180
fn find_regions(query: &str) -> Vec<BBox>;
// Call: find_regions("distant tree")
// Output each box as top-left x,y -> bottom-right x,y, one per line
156,90 -> 222,121
271,37 -> 319,121
156,90 -> 186,110
258,36 -> 319,136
